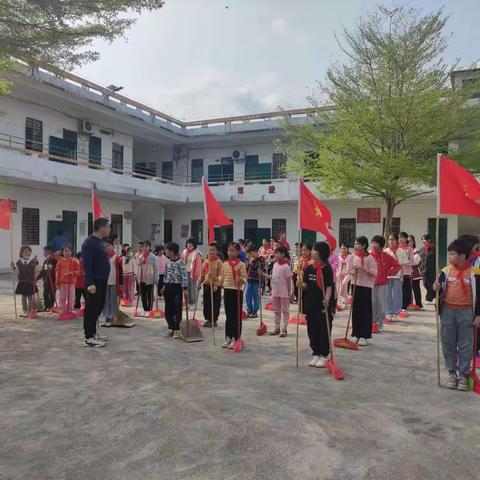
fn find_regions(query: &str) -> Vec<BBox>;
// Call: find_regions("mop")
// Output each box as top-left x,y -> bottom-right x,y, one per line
333,272 -> 359,350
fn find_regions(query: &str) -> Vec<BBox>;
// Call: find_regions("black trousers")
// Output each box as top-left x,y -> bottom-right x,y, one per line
203,284 -> 221,322
43,278 -> 55,310
292,273 -> 298,301
423,273 -> 436,302
412,279 -> 423,308
74,288 -> 84,309
224,288 -> 243,340
141,283 -> 154,311
157,274 -> 164,298
306,307 -> 331,357
164,284 -> 183,331
402,275 -> 412,309
352,285 -> 373,339
83,280 -> 107,339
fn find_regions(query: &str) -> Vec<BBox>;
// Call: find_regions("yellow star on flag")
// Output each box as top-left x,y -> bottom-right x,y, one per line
314,203 -> 322,217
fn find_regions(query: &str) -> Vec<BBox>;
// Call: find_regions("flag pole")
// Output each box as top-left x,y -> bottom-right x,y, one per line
296,179 -> 302,368
8,206 -> 18,318
435,154 -> 441,386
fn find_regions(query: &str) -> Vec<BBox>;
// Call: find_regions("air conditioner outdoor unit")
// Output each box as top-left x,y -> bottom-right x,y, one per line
232,149 -> 245,163
80,119 -> 94,134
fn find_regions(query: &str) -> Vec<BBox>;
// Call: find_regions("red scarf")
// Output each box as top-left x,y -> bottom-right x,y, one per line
277,258 -> 288,266
340,253 -> 349,260
389,246 -> 399,262
454,262 -> 472,294
302,255 -> 311,269
422,241 -> 434,250
312,260 -> 326,290
354,250 -> 368,267
227,258 -> 241,283
468,251 -> 480,261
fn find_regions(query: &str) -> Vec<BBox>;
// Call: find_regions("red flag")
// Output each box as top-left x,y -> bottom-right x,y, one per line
299,180 -> 337,250
0,199 -> 12,231
202,177 -> 232,243
92,189 -> 107,219
438,154 -> 480,218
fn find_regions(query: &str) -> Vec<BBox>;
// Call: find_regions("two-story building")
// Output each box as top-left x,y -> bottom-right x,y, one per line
0,66 -> 477,270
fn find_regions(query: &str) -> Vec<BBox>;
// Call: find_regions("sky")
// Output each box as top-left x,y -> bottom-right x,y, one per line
76,0 -> 480,121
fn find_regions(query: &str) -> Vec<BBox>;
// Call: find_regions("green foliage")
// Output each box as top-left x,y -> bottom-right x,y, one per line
280,6 -> 480,235
0,0 -> 164,92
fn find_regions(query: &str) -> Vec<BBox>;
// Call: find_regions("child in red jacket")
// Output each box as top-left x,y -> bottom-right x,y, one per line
55,245 -> 80,315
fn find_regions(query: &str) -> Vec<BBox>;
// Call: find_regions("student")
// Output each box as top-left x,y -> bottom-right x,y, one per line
121,246 -> 137,305
55,245 -> 80,316
37,245 -> 56,311
420,234 -> 436,303
11,246 -> 38,317
237,239 -> 248,263
384,233 -> 409,321
336,243 -> 351,306
264,246 -> 293,337
163,242 -> 189,338
434,239 -> 480,391
182,237 -> 202,306
291,242 -> 303,303
221,242 -> 247,348
459,234 -> 480,269
370,235 -> 400,331
298,241 -> 333,368
399,231 -> 415,311
348,236 -> 377,345
154,244 -> 168,299
74,252 -> 85,311
102,240 -> 123,327
201,243 -> 223,327
137,240 -> 158,315
245,245 -> 265,318
408,235 -> 423,309
259,239 -> 273,293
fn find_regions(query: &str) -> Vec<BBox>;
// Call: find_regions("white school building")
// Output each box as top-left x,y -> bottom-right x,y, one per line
0,67 -> 479,271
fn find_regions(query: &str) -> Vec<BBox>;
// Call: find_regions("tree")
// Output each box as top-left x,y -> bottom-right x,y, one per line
0,0 -> 164,92
280,6 -> 480,237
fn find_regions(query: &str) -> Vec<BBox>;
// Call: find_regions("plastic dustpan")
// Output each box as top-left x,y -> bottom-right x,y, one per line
56,312 -> 77,321
146,309 -> 165,319
112,310 -> 136,328
289,314 -> 307,325
179,319 -> 204,343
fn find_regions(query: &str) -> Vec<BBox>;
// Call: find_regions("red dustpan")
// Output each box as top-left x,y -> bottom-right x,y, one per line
289,314 -> 307,325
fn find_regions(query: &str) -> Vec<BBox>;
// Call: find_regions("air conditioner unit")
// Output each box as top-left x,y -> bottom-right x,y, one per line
232,149 -> 245,163
80,119 -> 94,134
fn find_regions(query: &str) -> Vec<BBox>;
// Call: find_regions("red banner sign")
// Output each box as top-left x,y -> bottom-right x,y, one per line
357,207 -> 381,223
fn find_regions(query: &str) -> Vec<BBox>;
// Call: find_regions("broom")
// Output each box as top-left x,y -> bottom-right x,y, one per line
47,268 -> 59,313
333,271 -> 359,350
232,279 -> 244,352
256,280 -> 267,336
189,282 -> 202,327
469,329 -> 480,395
133,275 -> 142,317
321,279 -> 345,380
146,282 -> 165,319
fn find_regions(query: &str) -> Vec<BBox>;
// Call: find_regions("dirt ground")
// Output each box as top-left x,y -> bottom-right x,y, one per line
0,276 -> 479,480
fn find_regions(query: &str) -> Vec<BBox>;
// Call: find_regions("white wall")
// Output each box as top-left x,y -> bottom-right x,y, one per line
0,96 -> 133,172
0,183 -> 132,270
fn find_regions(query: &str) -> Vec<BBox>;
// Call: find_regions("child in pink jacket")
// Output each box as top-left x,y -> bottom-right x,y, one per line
348,236 -> 377,346
182,237 -> 203,306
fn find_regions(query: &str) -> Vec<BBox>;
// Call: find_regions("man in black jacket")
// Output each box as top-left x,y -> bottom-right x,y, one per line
81,217 -> 111,347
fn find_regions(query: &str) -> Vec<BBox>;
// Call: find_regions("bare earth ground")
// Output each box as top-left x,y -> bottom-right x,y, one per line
0,275 -> 479,480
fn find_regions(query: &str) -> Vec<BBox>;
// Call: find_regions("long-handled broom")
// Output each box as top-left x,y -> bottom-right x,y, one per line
28,258 -> 38,319
321,281 -> 345,380
232,282 -> 244,352
146,282 -> 165,319
133,276 -> 142,317
256,281 -> 267,336
189,282 -> 202,327
469,329 -> 480,394
333,271 -> 359,350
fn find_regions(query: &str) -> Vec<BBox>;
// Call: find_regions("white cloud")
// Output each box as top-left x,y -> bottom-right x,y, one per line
271,17 -> 288,34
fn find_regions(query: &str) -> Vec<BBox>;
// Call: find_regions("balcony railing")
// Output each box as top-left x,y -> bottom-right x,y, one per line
0,131 -> 293,186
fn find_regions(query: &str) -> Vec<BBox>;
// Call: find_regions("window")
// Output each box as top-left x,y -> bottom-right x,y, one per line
49,129 -> 77,163
382,217 -> 401,235
191,219 -> 203,245
339,218 -> 356,247
244,219 -> 258,244
22,207 -> 39,245
272,219 -> 286,241
162,161 -> 173,181
111,214 -> 123,242
245,155 -> 271,181
273,153 -> 287,179
191,159 -> 203,183
25,118 -> 43,152
112,143 -> 123,173
164,219 -> 172,243
134,162 -> 157,177
89,136 -> 102,167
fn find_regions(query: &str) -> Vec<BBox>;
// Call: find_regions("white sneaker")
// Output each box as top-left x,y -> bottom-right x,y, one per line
84,337 -> 106,348
173,330 -> 180,339
378,324 -> 384,332
164,329 -> 174,338
222,338 -> 232,348
95,333 -> 108,342
358,337 -> 368,346
309,356 -> 320,367
350,336 -> 359,343
315,356 -> 327,368
228,339 -> 236,349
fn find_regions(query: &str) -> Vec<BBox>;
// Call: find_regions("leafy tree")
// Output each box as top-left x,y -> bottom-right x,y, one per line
280,6 -> 480,237
0,0 -> 164,91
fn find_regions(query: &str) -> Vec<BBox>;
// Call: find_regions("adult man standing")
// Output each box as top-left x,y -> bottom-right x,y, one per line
82,217 -> 111,347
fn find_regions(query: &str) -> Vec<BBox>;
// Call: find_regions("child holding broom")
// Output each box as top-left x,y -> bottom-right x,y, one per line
11,246 -> 38,317
221,242 -> 247,349
245,245 -> 265,319
434,239 -> 480,391
201,242 -> 223,328
101,240 -> 123,327
55,245 -> 80,316
348,236 -> 377,346
37,245 -> 56,311
298,241 -> 333,368
336,243 -> 351,307
385,233 -> 409,321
